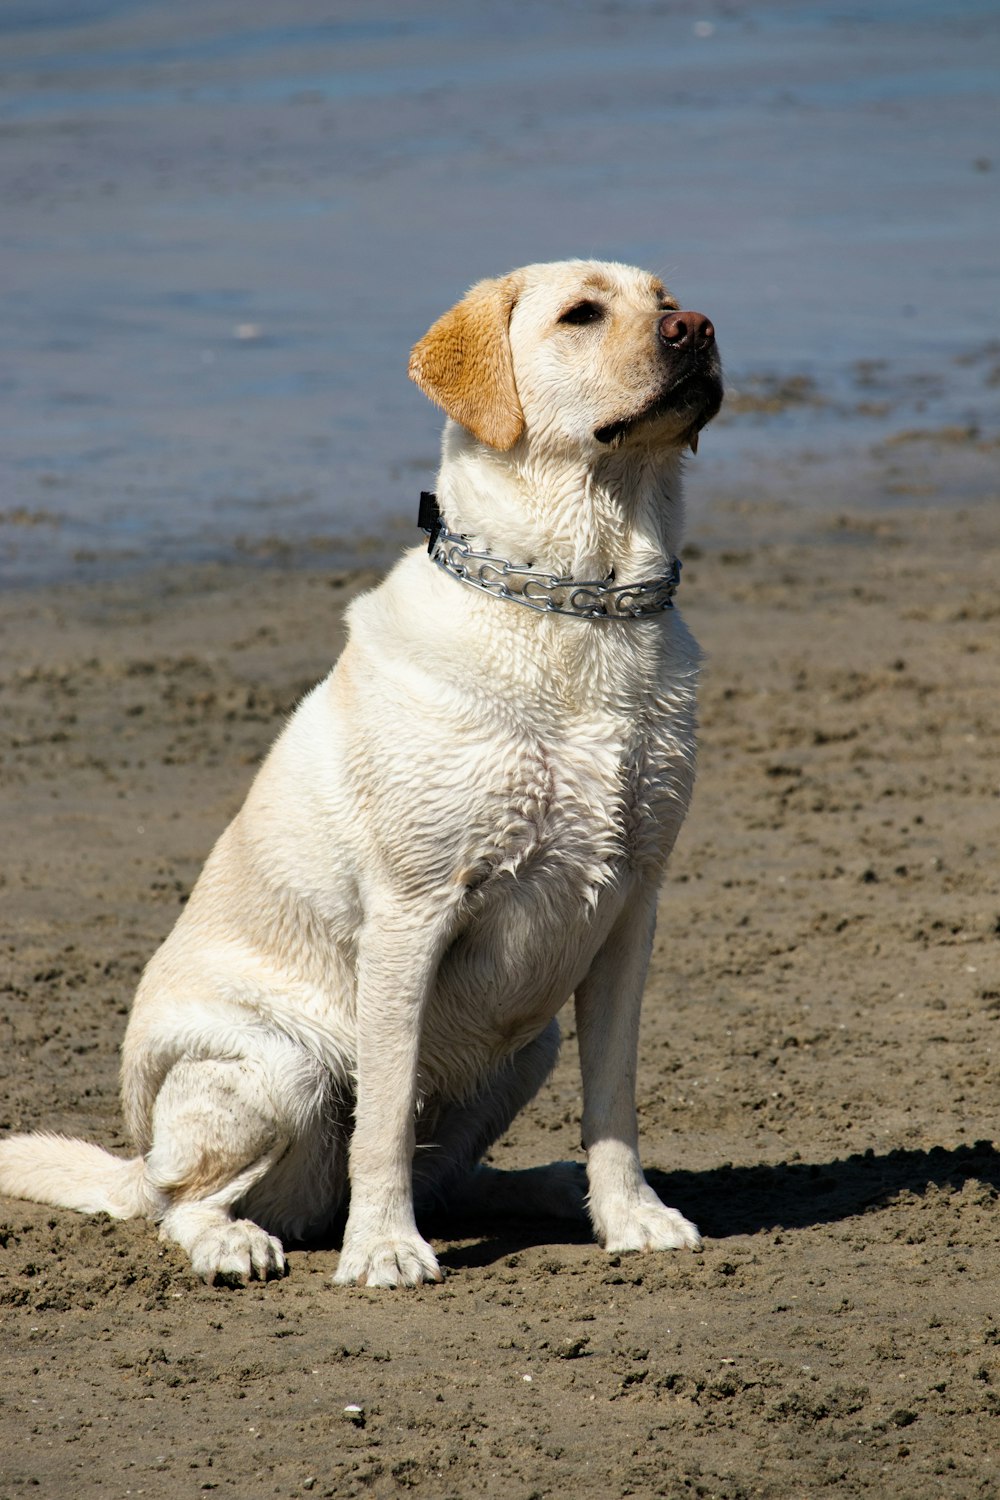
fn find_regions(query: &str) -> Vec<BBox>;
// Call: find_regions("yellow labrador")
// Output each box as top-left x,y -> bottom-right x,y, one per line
0,260 -> 723,1286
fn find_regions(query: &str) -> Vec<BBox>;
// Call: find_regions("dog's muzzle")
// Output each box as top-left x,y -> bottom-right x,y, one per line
594,313 -> 723,447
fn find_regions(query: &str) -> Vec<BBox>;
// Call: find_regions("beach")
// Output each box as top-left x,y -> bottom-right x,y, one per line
2,1 -> 999,1495
3,430 -> 999,1496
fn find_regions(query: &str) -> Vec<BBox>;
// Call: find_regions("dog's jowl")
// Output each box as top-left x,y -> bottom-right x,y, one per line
0,260 -> 723,1287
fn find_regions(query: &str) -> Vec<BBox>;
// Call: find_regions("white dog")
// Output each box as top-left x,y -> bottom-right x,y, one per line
0,260 -> 722,1287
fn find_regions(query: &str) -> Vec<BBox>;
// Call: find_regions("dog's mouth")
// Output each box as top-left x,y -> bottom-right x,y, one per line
594,362 -> 724,448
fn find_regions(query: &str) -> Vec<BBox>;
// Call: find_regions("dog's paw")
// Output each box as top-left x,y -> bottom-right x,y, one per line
189,1219 -> 287,1286
333,1232 -> 442,1288
592,1185 -> 701,1253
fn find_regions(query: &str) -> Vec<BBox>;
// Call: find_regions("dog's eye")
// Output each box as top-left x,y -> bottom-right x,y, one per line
558,300 -> 604,326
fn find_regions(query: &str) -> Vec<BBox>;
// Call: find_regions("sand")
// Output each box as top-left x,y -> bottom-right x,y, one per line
2,431 -> 998,1498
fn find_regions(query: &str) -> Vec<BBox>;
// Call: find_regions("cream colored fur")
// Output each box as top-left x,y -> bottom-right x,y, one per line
0,260 -> 722,1287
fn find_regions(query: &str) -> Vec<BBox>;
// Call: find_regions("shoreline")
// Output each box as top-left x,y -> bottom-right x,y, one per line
3,416 -> 998,591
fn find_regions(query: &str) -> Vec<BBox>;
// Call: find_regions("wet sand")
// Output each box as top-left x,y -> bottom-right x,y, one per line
2,431 -> 998,1497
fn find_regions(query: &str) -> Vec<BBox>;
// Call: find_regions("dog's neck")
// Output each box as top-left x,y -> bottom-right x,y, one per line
434,421 -> 686,584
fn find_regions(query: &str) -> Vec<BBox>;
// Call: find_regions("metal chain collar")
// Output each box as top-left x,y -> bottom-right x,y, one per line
418,492 -> 681,621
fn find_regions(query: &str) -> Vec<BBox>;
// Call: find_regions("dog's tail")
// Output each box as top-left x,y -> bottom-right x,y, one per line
0,1133 -> 160,1219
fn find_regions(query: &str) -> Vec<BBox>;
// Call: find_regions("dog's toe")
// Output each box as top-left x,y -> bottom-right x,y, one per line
190,1219 -> 287,1285
593,1186 -> 701,1254
333,1233 -> 442,1289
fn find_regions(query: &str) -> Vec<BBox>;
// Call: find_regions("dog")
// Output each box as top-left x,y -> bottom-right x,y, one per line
0,259 -> 723,1287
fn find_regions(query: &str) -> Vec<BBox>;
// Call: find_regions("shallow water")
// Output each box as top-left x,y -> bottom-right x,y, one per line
1,0 -> 997,584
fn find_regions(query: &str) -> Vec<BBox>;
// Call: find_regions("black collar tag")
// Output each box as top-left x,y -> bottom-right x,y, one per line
418,490 -> 443,553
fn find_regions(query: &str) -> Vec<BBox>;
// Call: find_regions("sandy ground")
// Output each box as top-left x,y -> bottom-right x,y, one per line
1,435 -> 998,1499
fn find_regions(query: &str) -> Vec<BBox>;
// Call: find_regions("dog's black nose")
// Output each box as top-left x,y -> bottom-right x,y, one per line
658,310 -> 715,349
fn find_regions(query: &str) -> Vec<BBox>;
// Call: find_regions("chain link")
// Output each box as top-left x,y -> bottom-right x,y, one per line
426,525 -> 681,621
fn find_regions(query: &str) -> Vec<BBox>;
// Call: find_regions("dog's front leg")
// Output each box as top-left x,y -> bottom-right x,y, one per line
575,885 -> 701,1253
334,906 -> 449,1288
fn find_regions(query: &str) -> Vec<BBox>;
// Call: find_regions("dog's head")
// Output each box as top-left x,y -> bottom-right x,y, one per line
409,259 -> 723,456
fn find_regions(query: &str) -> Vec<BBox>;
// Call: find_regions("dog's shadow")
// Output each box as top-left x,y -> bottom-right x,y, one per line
429,1138 -> 999,1271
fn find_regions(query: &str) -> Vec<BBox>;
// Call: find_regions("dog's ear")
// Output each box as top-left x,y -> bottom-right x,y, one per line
408,274 -> 524,450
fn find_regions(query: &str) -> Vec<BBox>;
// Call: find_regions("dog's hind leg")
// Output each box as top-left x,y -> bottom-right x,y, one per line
414,1020 -> 588,1225
146,1036 -> 335,1285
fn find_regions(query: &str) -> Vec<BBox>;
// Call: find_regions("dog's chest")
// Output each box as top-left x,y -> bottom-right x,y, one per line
459,718 -> 677,895
428,696 -> 695,1061
479,642 -> 696,877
